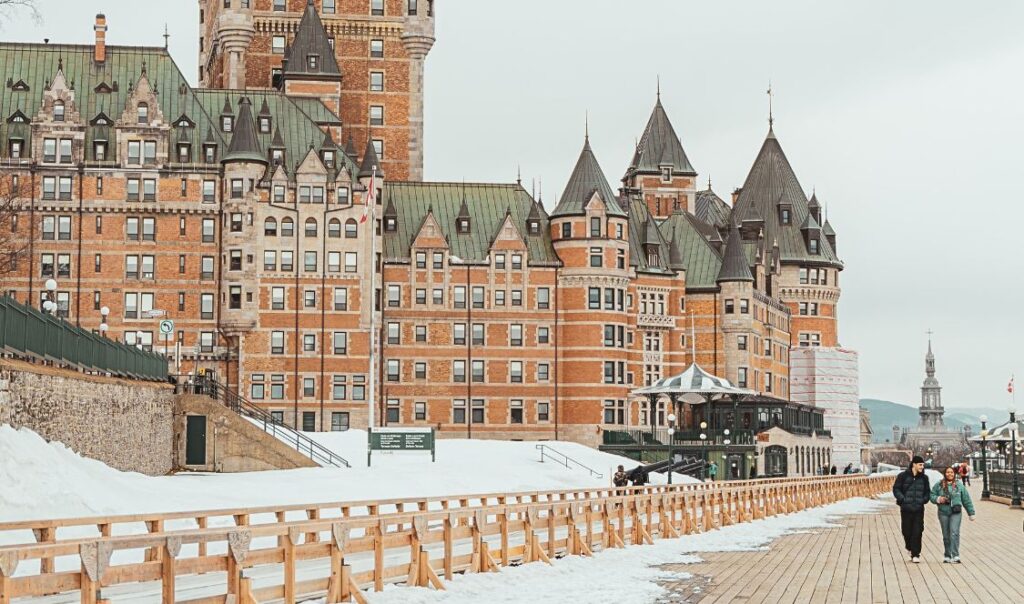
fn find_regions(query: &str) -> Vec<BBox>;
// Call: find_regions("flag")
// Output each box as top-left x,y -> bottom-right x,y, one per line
1009,375 -> 1015,394
360,171 -> 376,224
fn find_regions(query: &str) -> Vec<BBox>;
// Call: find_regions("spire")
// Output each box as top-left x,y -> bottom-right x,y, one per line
258,98 -> 272,118
383,195 -> 398,221
767,81 -> 774,130
344,135 -> 357,158
668,225 -> 685,269
223,97 -> 266,164
550,134 -> 625,218
270,125 -> 285,149
627,93 -> 697,177
359,138 -> 383,178
283,0 -> 342,79
716,221 -> 753,283
320,130 -> 338,151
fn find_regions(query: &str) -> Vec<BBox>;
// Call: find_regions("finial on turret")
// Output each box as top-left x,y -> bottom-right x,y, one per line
767,80 -> 774,128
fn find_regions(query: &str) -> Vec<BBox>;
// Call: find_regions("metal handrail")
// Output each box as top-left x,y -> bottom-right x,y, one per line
535,444 -> 603,479
200,377 -> 351,468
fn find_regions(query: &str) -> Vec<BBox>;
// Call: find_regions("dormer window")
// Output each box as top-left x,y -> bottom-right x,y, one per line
94,142 -> 106,161
307,55 -> 319,71
527,219 -> 540,235
259,117 -> 271,133
9,140 -> 22,158
9,113 -> 26,123
322,150 -> 335,168
457,217 -> 470,234
661,166 -> 672,182
137,103 -> 149,125
809,238 -> 819,255
271,148 -> 284,165
385,217 -> 397,232
780,207 -> 791,225
53,101 -> 65,122
337,187 -> 350,205
176,116 -> 193,128
204,144 -> 217,163
178,143 -> 191,163
222,116 -> 233,132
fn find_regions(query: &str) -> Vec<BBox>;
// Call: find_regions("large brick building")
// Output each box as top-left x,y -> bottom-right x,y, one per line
0,6 -> 846,447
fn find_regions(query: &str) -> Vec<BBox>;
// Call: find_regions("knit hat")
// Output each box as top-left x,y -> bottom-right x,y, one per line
911,455 -> 925,465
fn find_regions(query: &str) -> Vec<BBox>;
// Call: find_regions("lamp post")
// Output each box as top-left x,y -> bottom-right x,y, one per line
667,413 -> 676,485
699,421 -> 708,479
41,278 -> 58,315
979,415 -> 990,500
98,306 -> 110,337
1010,408 -> 1021,508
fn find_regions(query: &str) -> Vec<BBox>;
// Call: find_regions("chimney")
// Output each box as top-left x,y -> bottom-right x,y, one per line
731,187 -> 742,206
94,14 -> 107,64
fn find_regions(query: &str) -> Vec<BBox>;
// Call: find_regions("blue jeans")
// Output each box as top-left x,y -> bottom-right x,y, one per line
938,510 -> 962,558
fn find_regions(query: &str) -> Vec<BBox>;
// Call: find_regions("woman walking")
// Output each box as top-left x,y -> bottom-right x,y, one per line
930,466 -> 976,563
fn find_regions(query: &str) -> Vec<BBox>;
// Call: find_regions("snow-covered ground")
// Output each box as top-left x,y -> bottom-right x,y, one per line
0,424 -> 695,525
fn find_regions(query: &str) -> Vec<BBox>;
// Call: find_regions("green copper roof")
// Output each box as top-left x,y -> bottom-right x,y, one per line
283,0 -> 342,79
627,198 -> 671,275
717,220 -> 754,283
626,96 -> 697,177
551,136 -> 626,218
383,182 -> 559,266
223,96 -> 266,164
659,210 -> 724,290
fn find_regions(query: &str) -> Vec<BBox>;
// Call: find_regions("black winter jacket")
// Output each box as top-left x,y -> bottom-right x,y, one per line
893,470 -> 931,512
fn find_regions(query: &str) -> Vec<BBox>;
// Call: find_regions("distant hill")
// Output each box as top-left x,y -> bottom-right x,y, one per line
860,398 -> 974,443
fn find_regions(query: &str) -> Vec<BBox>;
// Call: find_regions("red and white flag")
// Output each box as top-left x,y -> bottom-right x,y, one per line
360,171 -> 377,224
1009,375 -> 1015,394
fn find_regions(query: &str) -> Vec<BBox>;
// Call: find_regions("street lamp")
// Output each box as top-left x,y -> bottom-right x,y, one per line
980,415 -> 990,500
99,306 -> 110,337
41,278 -> 58,315
667,419 -> 676,486
1010,408 -> 1021,508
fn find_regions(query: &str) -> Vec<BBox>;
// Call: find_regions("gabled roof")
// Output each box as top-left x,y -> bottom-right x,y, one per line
626,96 -> 697,177
283,0 -> 342,79
822,219 -> 836,237
659,210 -> 724,290
383,182 -> 558,265
223,97 -> 265,164
626,198 -> 671,275
551,135 -> 626,218
716,221 -> 754,283
694,186 -> 731,229
731,127 -> 842,267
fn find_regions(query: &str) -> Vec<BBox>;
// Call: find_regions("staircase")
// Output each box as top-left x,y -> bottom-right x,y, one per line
197,375 -> 351,468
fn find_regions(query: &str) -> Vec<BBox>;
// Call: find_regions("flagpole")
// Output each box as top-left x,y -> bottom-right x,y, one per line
366,167 -> 378,432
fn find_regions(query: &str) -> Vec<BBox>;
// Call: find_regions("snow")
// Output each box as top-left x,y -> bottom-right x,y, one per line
302,497 -> 888,604
0,425 -> 695,526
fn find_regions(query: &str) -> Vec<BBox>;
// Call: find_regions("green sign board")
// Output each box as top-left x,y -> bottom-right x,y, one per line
367,428 -> 436,465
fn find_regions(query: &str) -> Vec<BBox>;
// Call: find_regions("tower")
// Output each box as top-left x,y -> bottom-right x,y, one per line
919,335 -> 944,429
203,0 -> 256,90
622,93 -> 698,219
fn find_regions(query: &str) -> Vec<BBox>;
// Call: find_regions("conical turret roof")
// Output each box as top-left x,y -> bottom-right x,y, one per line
359,138 -> 383,178
716,221 -> 754,283
627,96 -> 696,177
223,97 -> 266,164
551,135 -> 626,218
283,0 -> 341,79
344,136 -> 357,158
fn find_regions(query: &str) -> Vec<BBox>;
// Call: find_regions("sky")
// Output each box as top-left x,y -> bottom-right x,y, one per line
6,0 -> 1024,412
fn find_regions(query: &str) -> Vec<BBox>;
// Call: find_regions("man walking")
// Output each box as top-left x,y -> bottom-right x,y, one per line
893,455 -> 931,562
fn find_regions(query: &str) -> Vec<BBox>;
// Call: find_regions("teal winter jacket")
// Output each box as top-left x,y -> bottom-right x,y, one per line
929,479 -> 976,516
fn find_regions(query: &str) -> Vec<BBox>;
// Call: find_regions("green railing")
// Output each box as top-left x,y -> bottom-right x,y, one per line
0,295 -> 168,381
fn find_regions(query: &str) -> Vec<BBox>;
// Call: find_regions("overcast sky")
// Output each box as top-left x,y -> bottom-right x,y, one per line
9,1 -> 1024,412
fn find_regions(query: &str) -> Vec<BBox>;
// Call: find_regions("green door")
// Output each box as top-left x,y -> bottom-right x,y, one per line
186,415 -> 207,465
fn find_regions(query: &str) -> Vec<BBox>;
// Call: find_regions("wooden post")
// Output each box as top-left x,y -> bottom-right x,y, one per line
160,540 -> 180,604
373,520 -> 385,592
546,507 -> 556,559
283,531 -> 297,603
197,517 -> 208,557
418,547 -> 445,589
443,515 -> 454,580
499,511 -> 510,566
36,527 -> 55,575
327,544 -> 343,603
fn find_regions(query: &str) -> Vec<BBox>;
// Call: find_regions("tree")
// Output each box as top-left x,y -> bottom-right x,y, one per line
0,0 -> 40,24
0,176 -> 28,285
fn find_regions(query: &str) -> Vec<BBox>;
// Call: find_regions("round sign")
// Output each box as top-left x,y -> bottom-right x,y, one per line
159,319 -> 174,335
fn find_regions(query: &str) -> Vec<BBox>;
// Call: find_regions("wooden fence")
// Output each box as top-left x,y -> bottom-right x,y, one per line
0,474 -> 891,604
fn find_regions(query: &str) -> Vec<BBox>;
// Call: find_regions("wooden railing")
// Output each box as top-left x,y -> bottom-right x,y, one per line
0,474 -> 891,604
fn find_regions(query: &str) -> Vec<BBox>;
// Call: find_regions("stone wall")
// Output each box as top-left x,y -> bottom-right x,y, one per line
0,360 -> 175,475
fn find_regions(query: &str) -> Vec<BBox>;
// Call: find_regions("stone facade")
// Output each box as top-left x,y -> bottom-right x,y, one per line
790,347 -> 861,470
0,361 -> 175,475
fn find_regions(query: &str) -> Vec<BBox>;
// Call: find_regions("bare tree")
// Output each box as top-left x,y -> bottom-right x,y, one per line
0,176 -> 28,285
0,0 -> 40,24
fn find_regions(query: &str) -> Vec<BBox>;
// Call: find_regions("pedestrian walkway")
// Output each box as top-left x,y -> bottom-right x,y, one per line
657,484 -> 1024,603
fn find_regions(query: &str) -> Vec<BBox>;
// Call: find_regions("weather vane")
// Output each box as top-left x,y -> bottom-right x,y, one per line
767,81 -> 774,128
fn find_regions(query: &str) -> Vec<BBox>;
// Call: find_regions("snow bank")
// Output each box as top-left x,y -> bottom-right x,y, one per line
0,425 -> 693,525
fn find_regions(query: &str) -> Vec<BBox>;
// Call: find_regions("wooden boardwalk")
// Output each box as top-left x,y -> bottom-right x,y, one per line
658,484 -> 1024,603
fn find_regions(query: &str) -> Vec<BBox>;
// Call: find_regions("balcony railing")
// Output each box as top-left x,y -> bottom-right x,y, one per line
603,428 -> 754,447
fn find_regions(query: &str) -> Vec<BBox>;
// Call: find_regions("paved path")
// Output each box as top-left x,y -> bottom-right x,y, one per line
657,484 -> 1024,603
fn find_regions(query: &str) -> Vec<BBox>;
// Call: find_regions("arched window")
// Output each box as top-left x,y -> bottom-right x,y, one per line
305,217 -> 318,237
53,100 -> 65,122
264,217 -> 278,236
345,219 -> 358,238
137,103 -> 149,125
281,217 -> 294,237
328,218 -> 341,238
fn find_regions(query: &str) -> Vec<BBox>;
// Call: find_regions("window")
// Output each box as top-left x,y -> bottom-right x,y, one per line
142,218 -> 155,241
509,361 -> 523,383
204,145 -> 217,163
273,185 -> 286,203
387,285 -> 401,307
495,254 -> 505,270
433,252 -> 444,269
432,288 -> 443,305
229,285 -> 242,309
305,217 -> 318,237
415,252 -> 427,269
450,323 -> 466,346
231,179 -> 243,199
331,412 -> 350,432
604,400 -> 626,425
590,217 -> 602,237
799,333 -> 821,348
201,256 -> 215,280
127,178 -> 140,201
9,139 -> 22,158
200,332 -> 215,353
328,251 -> 341,272
333,332 -> 348,354
202,218 -> 215,242
724,299 -> 734,314
589,247 -> 602,267
737,368 -> 748,388
342,219 -> 358,239
93,142 -> 105,161
471,399 -> 485,424
222,116 -> 233,132
137,103 -> 148,125
203,180 -> 216,203
302,377 -> 315,398
332,376 -> 347,401
334,287 -> 348,310
510,400 -> 523,424
588,287 -> 600,310
337,187 -> 350,205
57,215 -> 71,240
281,218 -> 294,237
561,222 -> 572,239
251,378 -> 265,400
538,402 -> 550,422
453,360 -> 466,383
272,36 -> 285,54
472,323 -> 484,345
453,400 -> 467,424
494,290 -> 505,306
371,0 -> 384,15
416,289 -> 426,304
510,324 -> 523,346
41,177 -> 55,200
387,360 -> 400,382
415,362 -> 426,380
472,360 -> 484,383
370,40 -> 384,59
126,217 -> 139,240
415,325 -> 427,342
271,331 -> 285,354
472,286 -> 485,309
373,139 -> 384,158
43,138 -> 56,162
538,326 -> 549,344
740,299 -> 749,314
387,322 -> 400,345
303,251 -> 317,272
53,100 -> 65,122
280,250 -> 293,271
40,253 -> 53,277
179,144 -> 191,163
538,363 -> 550,381
511,290 -> 522,306
59,139 -> 72,163
809,238 -> 819,254
143,179 -> 156,202
370,71 -> 384,91
273,0 -> 285,9
511,254 -> 522,270
201,293 -> 215,319
271,287 -> 285,310
328,219 -> 341,238
322,0 -> 335,11
408,0 -> 418,14
738,335 -> 748,351
143,141 -> 156,164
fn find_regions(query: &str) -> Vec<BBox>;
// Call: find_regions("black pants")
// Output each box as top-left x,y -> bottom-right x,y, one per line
901,509 -> 925,557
